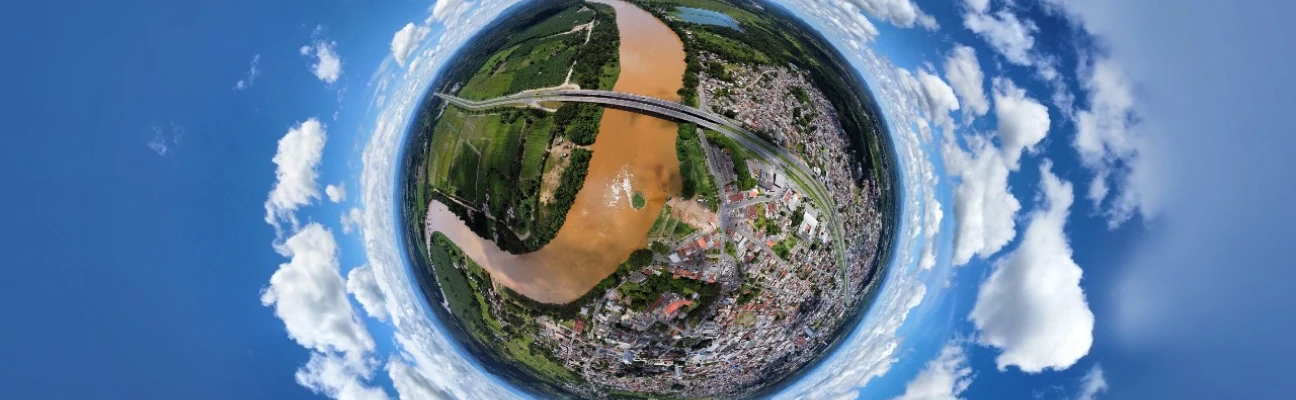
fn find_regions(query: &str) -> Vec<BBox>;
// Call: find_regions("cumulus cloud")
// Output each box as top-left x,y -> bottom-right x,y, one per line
1075,364 -> 1108,400
428,0 -> 473,24
992,77 -> 1051,168
945,135 -> 1019,266
963,8 -> 1037,66
391,23 -> 431,67
943,45 -> 989,117
969,162 -> 1094,373
899,68 -> 960,133
347,265 -> 389,322
352,2 -> 537,399
341,207 -> 362,235
834,1 -> 881,43
234,54 -> 262,91
265,119 -> 327,231
1074,57 -> 1157,227
326,184 -> 347,203
295,352 -> 390,400
302,31 -> 343,84
261,223 -> 375,356
893,341 -> 973,400
849,0 -> 938,30
386,359 -> 452,400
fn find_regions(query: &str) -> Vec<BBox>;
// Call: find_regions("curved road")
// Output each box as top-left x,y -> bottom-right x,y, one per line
436,90 -> 851,289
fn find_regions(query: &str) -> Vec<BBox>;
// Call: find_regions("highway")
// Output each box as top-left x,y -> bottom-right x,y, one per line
436,90 -> 851,288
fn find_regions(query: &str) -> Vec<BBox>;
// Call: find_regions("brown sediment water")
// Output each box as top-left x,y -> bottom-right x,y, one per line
426,0 -> 686,303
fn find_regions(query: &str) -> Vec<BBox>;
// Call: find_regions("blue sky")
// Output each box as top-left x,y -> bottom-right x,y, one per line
2,0 -> 1294,399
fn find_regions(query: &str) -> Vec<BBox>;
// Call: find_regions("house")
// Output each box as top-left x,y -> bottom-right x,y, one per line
664,300 -> 694,319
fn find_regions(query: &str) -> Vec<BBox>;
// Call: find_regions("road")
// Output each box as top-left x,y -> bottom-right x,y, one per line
724,195 -> 775,211
436,90 -> 851,289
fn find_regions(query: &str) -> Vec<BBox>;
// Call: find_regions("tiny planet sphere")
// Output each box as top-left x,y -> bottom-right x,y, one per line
398,0 -> 898,397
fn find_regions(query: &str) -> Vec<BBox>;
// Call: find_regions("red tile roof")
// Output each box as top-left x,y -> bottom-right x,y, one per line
664,300 -> 694,317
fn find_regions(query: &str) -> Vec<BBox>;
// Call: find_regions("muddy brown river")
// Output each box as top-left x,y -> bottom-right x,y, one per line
427,0 -> 686,303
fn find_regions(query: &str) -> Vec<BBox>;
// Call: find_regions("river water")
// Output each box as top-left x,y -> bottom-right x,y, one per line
427,0 -> 685,303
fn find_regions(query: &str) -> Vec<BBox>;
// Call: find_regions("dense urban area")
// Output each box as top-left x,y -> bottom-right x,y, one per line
398,0 -> 896,398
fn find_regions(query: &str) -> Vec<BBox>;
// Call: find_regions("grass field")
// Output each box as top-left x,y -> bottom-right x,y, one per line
694,30 -> 770,64
420,1 -> 622,254
506,6 -> 595,47
520,117 -> 555,182
456,3 -> 608,101
676,125 -> 720,210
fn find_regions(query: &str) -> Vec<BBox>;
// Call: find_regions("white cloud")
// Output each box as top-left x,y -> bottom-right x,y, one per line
326,183 -> 347,203
235,54 -> 262,91
1074,57 -> 1158,227
347,265 -> 389,322
963,0 -> 990,14
969,162 -> 1094,373
428,0 -> 467,24
353,3 -> 536,399
261,223 -> 375,356
992,77 -> 1051,168
391,23 -> 431,67
387,359 -> 451,400
963,9 -> 1037,66
303,33 -> 343,84
295,352 -> 390,400
943,45 -> 989,117
1075,364 -> 1108,400
146,123 -> 184,156
834,1 -> 881,43
265,119 -> 327,231
147,137 -> 169,156
849,0 -> 938,30
341,207 -> 362,235
892,340 -> 973,400
899,68 -> 960,133
945,135 -> 1019,266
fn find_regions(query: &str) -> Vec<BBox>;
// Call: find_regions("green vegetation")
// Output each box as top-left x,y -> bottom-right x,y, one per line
791,204 -> 806,228
790,86 -> 811,105
570,5 -> 621,90
425,106 -> 578,253
703,130 -> 757,191
754,211 -> 780,237
735,284 -> 762,305
520,116 -> 556,182
694,30 -> 771,65
456,3 -> 620,101
618,270 -> 719,315
632,191 -> 646,210
538,148 -> 593,244
724,240 -> 736,258
419,1 -> 628,255
674,123 -> 720,210
773,236 -> 798,260
504,249 -> 655,320
504,6 -> 596,47
648,204 -> 674,235
553,102 -> 604,145
672,221 -> 698,239
429,233 -> 578,383
458,34 -> 578,100
679,51 -> 702,107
